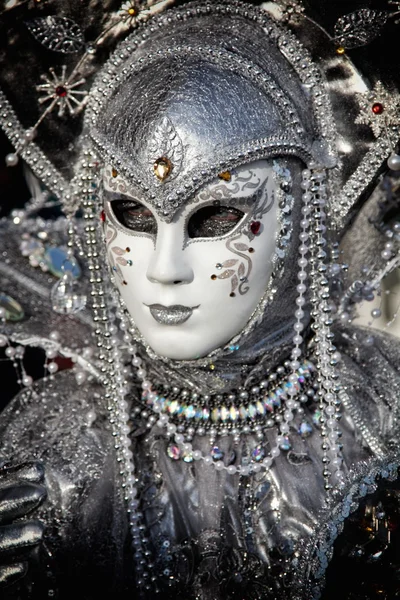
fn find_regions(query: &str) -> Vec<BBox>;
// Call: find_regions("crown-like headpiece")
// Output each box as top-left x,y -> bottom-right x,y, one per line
0,0 -> 399,231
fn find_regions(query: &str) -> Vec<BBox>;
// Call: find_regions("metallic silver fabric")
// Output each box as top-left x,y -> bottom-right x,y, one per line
0,323 -> 400,598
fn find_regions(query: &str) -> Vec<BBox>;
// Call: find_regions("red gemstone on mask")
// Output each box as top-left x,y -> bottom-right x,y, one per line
372,102 -> 384,115
250,221 -> 261,235
100,210 -> 106,222
55,86 -> 68,98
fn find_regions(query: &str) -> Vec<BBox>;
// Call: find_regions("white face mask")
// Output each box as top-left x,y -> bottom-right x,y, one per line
103,160 -> 280,360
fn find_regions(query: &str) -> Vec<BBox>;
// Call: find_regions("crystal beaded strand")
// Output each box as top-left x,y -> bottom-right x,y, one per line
79,149 -> 155,595
261,166 -> 313,469
308,165 -> 344,491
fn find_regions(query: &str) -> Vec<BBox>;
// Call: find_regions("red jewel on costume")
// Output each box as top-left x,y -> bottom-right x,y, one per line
250,221 -> 261,235
372,102 -> 384,115
55,86 -> 68,98
100,210 -> 106,222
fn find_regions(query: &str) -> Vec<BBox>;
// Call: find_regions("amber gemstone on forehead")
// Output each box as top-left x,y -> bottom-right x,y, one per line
112,168 -> 118,178
218,171 -> 232,182
153,157 -> 172,181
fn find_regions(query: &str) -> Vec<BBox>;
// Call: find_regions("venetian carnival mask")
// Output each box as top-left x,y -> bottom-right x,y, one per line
90,7 -> 316,361
103,160 -> 280,359
1,0 -> 400,509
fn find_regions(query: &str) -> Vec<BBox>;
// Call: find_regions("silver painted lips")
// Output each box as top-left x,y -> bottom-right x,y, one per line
147,304 -> 198,325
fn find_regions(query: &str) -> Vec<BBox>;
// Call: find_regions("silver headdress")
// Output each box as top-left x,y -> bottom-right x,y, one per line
1,1 -> 400,598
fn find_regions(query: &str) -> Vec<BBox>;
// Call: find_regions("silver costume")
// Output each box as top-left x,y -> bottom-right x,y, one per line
0,1 -> 400,599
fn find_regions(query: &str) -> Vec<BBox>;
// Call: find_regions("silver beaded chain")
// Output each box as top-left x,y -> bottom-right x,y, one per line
306,164 -> 344,491
79,149 -> 158,595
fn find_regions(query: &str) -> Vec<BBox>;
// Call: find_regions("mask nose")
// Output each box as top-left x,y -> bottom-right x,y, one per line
146,224 -> 194,285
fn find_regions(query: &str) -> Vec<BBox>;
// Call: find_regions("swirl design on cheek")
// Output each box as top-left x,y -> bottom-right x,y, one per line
214,235 -> 254,297
211,177 -> 275,297
105,221 -> 129,286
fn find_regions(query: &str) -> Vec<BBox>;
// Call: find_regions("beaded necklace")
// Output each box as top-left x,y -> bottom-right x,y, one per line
136,360 -> 317,470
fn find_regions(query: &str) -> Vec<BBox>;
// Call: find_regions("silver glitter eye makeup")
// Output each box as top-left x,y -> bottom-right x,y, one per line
111,199 -> 158,235
187,205 -> 245,238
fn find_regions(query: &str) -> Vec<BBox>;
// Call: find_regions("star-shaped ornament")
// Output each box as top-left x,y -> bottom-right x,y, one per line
355,81 -> 400,138
36,65 -> 87,117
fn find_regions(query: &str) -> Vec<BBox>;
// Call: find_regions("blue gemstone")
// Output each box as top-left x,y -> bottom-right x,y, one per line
272,392 -> 282,408
298,421 -> 313,438
280,436 -> 292,451
255,481 -> 271,500
185,405 -> 196,419
182,450 -> 194,463
44,246 -> 81,279
211,446 -> 224,461
252,447 -> 265,462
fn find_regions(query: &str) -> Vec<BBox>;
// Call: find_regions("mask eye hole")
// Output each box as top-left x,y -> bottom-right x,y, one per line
111,200 -> 157,235
188,205 -> 245,239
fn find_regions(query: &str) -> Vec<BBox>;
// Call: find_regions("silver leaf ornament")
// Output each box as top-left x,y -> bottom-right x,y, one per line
26,17 -> 85,54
